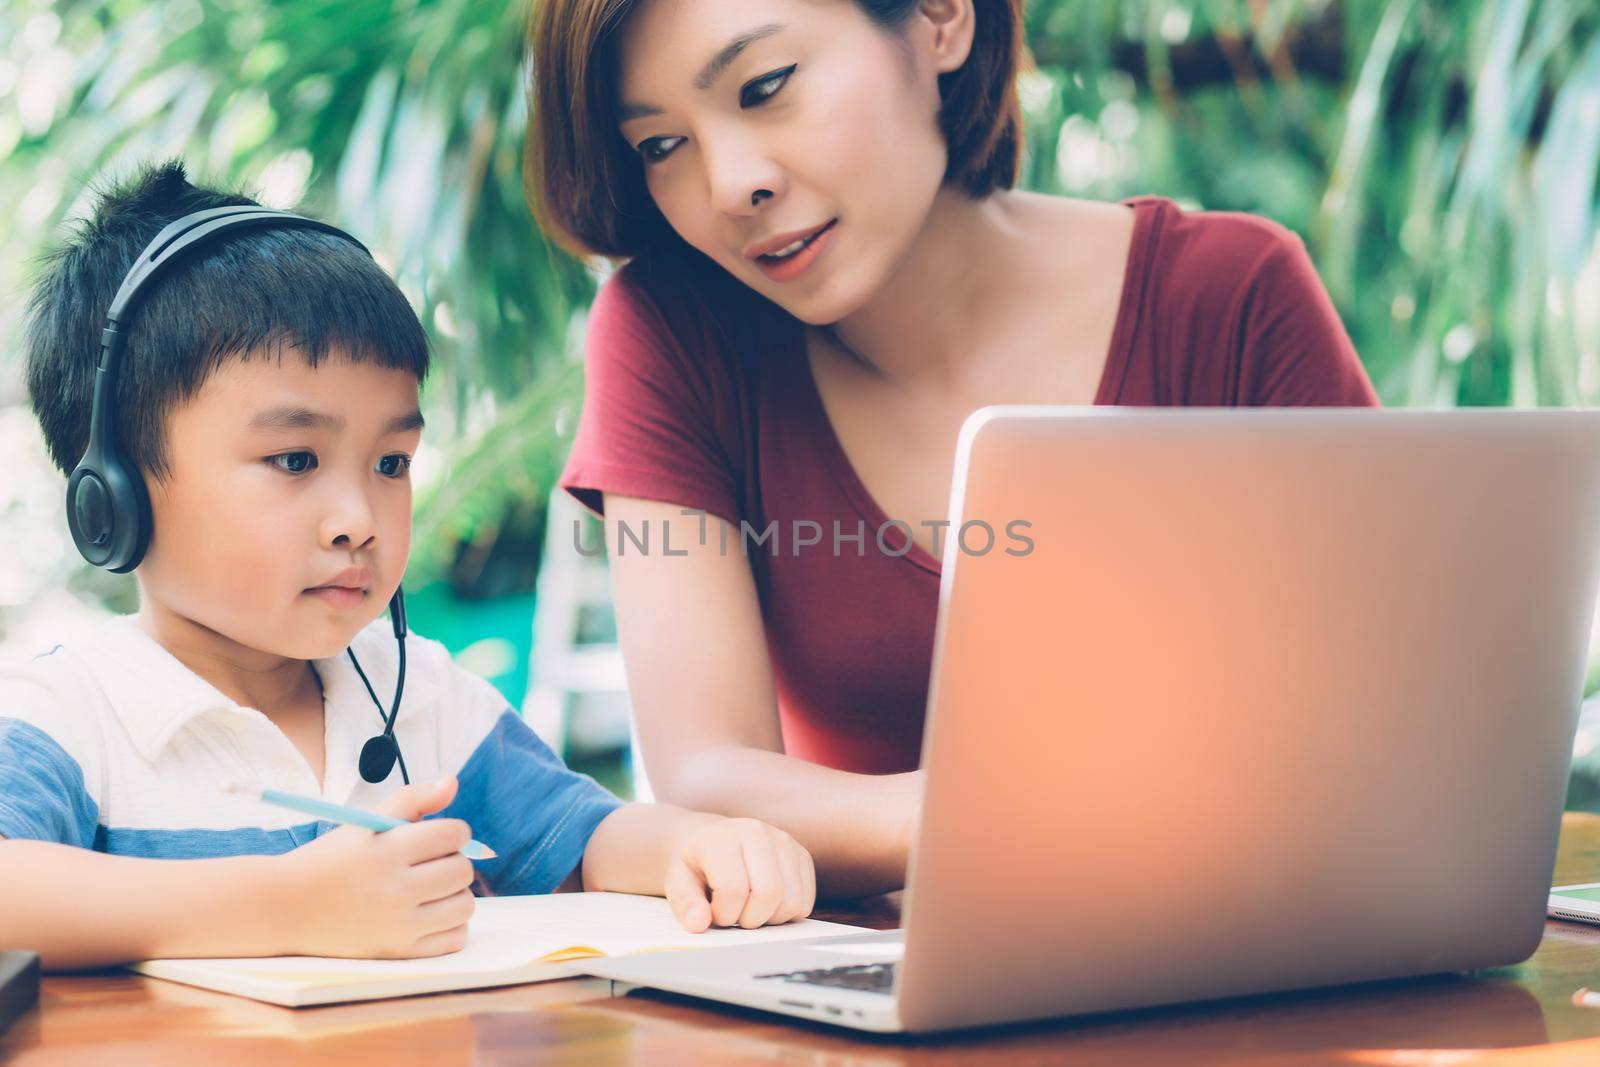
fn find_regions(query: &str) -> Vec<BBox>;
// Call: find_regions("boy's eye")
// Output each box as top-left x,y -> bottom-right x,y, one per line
740,65 -> 795,109
268,451 -> 317,475
377,453 -> 412,479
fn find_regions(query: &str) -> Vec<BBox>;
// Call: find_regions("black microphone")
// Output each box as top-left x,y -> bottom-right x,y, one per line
353,589 -> 409,785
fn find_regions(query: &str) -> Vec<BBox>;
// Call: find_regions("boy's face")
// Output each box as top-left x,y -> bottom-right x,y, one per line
138,351 -> 423,661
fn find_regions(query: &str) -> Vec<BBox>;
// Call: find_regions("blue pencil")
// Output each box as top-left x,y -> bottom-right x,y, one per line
228,783 -> 496,860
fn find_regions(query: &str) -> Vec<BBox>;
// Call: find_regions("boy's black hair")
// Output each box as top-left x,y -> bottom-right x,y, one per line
24,159 -> 430,479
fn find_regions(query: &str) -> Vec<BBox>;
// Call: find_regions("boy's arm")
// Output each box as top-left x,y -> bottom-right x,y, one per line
0,704 -> 302,970
0,778 -> 479,972
0,675 -> 471,969
0,837 -> 296,971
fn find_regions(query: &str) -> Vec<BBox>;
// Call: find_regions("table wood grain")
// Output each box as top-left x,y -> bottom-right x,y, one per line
7,816 -> 1600,1065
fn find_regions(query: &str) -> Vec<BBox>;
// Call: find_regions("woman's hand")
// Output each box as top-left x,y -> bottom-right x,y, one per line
662,813 -> 817,932
277,776 -> 478,959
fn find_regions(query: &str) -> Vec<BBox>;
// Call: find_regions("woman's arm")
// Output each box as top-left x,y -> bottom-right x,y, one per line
603,493 -> 921,899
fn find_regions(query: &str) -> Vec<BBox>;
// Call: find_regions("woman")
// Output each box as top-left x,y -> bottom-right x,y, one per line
527,0 -> 1379,898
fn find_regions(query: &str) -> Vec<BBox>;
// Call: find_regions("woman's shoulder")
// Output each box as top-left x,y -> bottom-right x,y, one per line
1126,195 -> 1312,293
583,252 -> 781,429
591,248 -> 778,358
1117,196 -> 1378,406
1124,195 -> 1334,338
564,250 -> 762,524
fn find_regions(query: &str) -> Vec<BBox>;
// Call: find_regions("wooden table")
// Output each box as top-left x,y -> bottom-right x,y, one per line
8,816 -> 1600,1065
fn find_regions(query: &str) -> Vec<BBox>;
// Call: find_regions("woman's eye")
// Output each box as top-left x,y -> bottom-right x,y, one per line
638,136 -> 684,164
268,451 -> 317,475
377,453 -> 412,479
634,64 -> 795,165
740,64 -> 795,109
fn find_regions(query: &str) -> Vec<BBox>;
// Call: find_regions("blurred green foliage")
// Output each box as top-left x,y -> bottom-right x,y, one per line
1,0 -> 1598,591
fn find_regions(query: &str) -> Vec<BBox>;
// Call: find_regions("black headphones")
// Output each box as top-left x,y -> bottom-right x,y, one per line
69,204 -> 411,785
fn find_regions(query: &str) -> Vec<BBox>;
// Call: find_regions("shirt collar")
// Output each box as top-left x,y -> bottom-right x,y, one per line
86,615 -> 436,763
322,618 -> 438,743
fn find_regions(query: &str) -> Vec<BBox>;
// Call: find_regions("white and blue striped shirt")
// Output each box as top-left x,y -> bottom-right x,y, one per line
0,615 -> 623,894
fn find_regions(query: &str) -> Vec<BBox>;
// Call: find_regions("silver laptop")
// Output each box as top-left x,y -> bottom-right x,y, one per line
582,407 -> 1600,1033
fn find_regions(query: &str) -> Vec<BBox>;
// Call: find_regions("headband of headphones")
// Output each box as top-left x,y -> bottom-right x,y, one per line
66,206 -> 371,572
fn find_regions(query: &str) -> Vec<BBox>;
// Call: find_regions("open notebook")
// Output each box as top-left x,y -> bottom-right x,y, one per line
130,892 -> 868,1007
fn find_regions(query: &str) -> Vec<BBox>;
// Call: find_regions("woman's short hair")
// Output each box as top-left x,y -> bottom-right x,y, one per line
526,0 -> 1025,261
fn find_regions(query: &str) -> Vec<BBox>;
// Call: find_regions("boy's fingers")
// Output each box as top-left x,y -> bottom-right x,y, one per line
409,852 -> 477,902
665,859 -> 712,933
369,784 -> 417,821
774,840 -> 807,926
735,833 -> 786,929
690,836 -> 751,927
415,775 -> 459,817
373,777 -> 458,822
416,888 -> 476,934
800,847 -> 817,918
411,923 -> 470,958
386,817 -> 472,864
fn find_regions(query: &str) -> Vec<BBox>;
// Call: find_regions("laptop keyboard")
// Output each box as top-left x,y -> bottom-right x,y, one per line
755,961 -> 897,995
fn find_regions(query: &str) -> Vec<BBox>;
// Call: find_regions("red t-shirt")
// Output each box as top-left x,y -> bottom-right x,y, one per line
558,196 -> 1380,774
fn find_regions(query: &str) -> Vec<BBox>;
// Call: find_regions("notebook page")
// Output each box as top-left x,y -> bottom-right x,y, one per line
134,919 -> 542,992
133,893 -> 868,993
471,892 -> 867,958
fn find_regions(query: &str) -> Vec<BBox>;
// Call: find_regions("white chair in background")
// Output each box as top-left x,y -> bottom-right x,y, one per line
523,490 -> 652,800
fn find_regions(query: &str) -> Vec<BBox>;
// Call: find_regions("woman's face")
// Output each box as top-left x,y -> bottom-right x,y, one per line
615,0 -> 966,324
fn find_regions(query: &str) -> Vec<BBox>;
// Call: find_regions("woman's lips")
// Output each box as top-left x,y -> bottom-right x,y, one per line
754,219 -> 837,283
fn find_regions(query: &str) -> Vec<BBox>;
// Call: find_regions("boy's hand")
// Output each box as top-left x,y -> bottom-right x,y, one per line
277,777 -> 477,959
664,815 -> 816,933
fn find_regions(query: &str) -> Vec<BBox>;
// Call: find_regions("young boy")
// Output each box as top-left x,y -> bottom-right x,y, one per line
0,161 -> 815,971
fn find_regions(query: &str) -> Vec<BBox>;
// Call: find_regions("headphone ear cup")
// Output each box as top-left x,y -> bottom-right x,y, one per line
66,463 -> 114,564
117,454 -> 154,573
66,446 -> 151,574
